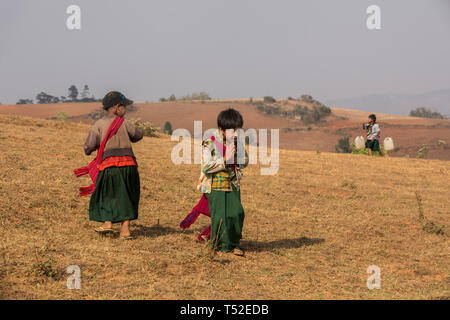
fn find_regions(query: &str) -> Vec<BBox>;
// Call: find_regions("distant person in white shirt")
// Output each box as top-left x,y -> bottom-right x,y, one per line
363,114 -> 383,157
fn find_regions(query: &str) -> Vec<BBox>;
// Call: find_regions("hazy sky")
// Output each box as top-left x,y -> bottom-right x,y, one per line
1,0 -> 449,104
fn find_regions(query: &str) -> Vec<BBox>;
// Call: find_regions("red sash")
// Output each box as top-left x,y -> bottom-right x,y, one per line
180,194 -> 211,241
73,116 -> 124,196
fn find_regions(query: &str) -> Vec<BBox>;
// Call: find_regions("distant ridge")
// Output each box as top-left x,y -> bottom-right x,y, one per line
323,89 -> 450,117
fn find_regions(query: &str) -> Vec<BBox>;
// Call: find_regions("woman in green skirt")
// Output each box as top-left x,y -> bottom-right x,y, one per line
84,91 -> 143,239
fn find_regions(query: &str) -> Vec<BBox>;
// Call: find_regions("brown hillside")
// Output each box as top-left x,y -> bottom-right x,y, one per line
0,102 -> 99,118
1,100 -> 449,160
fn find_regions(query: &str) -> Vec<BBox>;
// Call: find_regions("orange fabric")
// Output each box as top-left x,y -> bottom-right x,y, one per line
99,156 -> 137,171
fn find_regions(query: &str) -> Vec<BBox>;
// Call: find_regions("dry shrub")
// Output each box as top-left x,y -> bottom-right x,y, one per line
415,192 -> 445,236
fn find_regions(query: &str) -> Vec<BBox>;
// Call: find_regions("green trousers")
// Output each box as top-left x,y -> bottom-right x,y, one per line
89,165 -> 140,223
206,185 -> 245,252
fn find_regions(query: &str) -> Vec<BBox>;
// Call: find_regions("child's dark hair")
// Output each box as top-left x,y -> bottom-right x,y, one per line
217,108 -> 243,130
369,114 -> 377,123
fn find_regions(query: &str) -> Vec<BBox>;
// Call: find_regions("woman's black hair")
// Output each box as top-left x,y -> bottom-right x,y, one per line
369,114 -> 377,123
217,108 -> 243,130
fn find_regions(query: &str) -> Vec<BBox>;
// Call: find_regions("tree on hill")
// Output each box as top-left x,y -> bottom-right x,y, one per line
409,107 -> 446,119
78,85 -> 99,102
263,96 -> 276,103
17,98 -> 33,104
300,94 -> 314,103
36,92 -> 59,104
80,85 -> 90,100
164,121 -> 173,135
293,104 -> 331,124
179,92 -> 211,101
68,85 -> 79,101
16,98 -> 34,104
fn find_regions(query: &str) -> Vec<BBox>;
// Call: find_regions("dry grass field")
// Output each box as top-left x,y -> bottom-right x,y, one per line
0,114 -> 449,299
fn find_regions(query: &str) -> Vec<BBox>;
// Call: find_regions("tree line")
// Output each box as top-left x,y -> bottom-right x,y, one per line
409,107 -> 447,119
254,94 -> 332,124
159,92 -> 211,102
16,85 -> 101,104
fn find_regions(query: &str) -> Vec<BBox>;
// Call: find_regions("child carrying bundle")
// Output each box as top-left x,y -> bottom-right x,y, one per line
363,114 -> 383,157
74,91 -> 143,239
